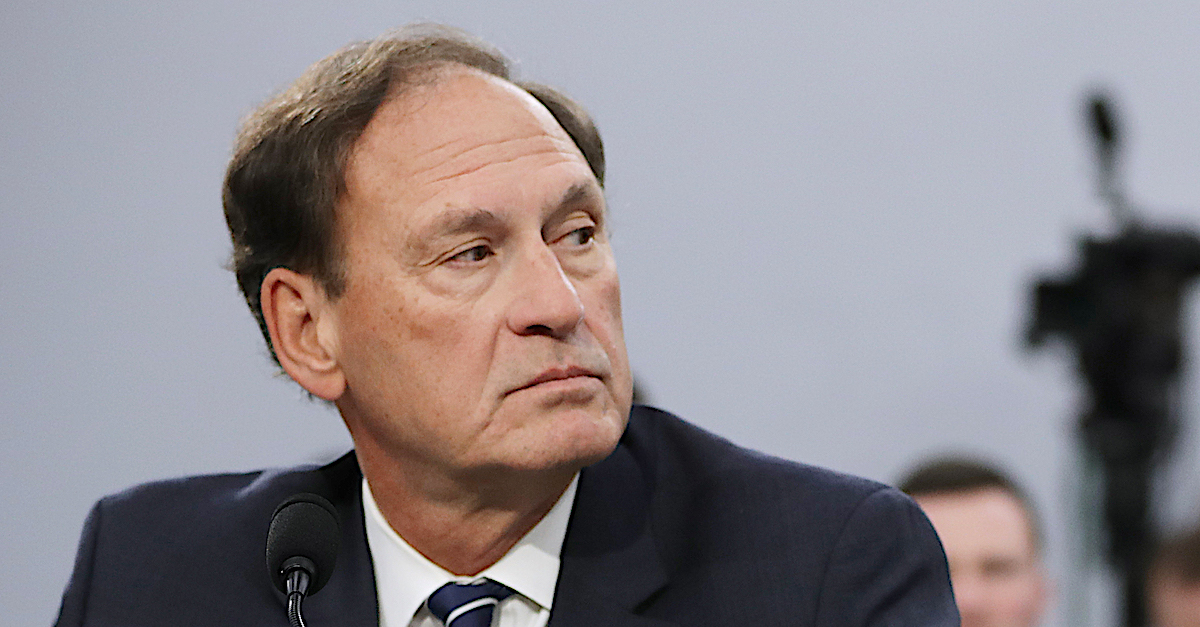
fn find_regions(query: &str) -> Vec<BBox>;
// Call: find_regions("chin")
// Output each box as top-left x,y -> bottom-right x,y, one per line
566,406 -> 627,462
518,406 -> 626,472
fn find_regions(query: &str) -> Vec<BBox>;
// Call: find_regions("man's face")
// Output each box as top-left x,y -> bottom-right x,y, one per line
916,488 -> 1047,627
325,66 -> 632,481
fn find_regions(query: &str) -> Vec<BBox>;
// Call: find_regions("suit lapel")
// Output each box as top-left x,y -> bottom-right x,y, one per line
299,452 -> 379,627
550,431 -> 675,627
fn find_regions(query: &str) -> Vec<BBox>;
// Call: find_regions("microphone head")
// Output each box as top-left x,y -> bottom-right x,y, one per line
266,493 -> 340,595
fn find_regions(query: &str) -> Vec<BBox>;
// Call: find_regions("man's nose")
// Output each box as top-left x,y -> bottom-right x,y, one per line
506,244 -> 585,338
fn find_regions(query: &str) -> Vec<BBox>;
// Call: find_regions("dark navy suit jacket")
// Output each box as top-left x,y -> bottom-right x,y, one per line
55,406 -> 959,626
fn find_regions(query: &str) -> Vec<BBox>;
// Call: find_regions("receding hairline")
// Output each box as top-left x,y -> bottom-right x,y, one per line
366,62 -> 583,153
339,62 -> 597,210
333,65 -> 607,272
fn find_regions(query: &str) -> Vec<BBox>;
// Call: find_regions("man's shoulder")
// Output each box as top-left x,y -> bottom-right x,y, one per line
609,405 -> 924,564
563,406 -> 957,626
81,453 -> 361,576
57,452 -> 366,626
95,452 -> 357,526
623,405 -> 891,507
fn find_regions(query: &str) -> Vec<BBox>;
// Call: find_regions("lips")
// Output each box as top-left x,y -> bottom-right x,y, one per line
509,365 -> 602,395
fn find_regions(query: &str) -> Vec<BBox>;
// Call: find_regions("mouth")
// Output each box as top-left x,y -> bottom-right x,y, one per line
508,365 -> 603,395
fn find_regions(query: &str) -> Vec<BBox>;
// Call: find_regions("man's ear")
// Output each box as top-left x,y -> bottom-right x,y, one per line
260,268 -> 346,401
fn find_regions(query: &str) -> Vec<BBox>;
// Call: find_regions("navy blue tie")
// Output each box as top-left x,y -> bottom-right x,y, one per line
427,580 -> 516,627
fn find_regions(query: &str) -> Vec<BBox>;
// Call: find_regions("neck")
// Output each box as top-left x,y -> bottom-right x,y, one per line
355,440 -> 576,576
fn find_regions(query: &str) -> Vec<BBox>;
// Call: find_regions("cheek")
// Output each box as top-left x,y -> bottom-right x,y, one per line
398,295 -> 507,395
337,279 -> 451,378
592,263 -> 624,323
586,272 -> 632,400
1012,575 -> 1044,613
586,272 -> 626,351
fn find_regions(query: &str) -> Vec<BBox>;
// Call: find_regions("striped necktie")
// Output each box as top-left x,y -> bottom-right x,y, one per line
427,579 -> 516,627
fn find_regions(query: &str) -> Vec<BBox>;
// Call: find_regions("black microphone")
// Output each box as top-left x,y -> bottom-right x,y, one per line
266,493 -> 340,627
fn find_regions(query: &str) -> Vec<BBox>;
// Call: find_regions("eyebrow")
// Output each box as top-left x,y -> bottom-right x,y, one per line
543,181 -> 605,225
421,207 -> 503,241
411,180 -> 603,254
557,181 -> 596,209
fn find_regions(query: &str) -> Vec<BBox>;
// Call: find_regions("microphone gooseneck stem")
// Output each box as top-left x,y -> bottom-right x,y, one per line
287,592 -> 307,627
284,566 -> 312,627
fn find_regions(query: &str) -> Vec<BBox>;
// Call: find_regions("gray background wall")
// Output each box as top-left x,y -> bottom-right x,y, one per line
4,2 -> 1200,626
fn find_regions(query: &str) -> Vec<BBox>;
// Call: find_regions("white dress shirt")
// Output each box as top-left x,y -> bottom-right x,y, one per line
362,476 -> 579,627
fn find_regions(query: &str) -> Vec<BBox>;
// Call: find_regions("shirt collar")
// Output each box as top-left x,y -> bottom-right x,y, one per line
362,475 -> 578,625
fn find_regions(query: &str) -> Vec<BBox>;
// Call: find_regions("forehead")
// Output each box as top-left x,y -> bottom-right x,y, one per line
916,488 -> 1037,557
343,65 -> 588,208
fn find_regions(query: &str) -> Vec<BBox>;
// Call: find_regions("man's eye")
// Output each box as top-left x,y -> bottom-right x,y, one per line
564,226 -> 595,246
448,245 -> 492,263
980,558 -> 1021,580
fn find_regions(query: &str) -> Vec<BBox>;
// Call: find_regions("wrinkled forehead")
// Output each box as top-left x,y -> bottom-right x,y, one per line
349,64 -> 584,183
336,63 -> 600,252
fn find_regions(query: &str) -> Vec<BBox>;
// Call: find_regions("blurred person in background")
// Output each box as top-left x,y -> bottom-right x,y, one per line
1148,521 -> 1200,627
900,457 -> 1050,627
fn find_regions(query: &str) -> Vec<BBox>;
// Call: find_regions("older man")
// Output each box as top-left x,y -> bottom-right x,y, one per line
55,25 -> 957,627
900,458 -> 1049,627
